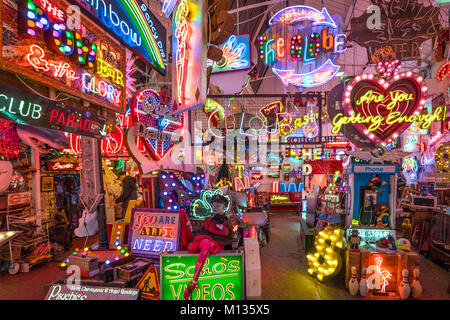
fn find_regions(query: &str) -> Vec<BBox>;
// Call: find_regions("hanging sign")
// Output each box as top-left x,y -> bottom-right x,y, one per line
348,0 -> 441,61
128,208 -> 182,258
257,5 -> 346,88
70,0 -> 167,75
0,0 -> 126,112
331,68 -> 445,145
47,161 -> 81,171
172,0 -> 207,114
160,252 -> 244,300
131,89 -> 183,160
0,84 -> 106,138
208,33 -> 251,74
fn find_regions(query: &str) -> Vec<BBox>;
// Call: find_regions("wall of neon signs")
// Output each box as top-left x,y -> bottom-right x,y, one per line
0,83 -> 106,138
0,0 -> 126,112
70,0 -> 167,75
128,208 -> 181,258
208,33 -> 251,74
257,5 -> 346,88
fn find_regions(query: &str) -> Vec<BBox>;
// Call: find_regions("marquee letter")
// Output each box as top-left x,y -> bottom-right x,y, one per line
366,5 -> 382,30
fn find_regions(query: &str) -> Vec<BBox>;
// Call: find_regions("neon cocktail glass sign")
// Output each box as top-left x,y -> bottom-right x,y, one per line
257,5 -> 346,88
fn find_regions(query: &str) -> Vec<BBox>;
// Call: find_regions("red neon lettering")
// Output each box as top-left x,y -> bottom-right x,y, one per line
55,112 -> 65,125
49,109 -> 58,123
66,114 -> 75,128
73,117 -> 82,130
83,119 -> 91,131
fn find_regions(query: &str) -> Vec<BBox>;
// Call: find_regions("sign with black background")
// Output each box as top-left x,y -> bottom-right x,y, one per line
0,83 -> 106,138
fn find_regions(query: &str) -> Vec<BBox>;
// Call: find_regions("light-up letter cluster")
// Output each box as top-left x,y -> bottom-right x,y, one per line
307,226 -> 344,281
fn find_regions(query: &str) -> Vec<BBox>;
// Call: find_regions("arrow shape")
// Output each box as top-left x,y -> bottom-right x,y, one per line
272,59 -> 340,88
269,6 -> 337,29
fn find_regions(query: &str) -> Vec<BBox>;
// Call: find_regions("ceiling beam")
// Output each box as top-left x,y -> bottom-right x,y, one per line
228,0 -> 280,14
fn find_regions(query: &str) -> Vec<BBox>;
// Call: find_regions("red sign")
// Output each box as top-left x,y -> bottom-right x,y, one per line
436,61 -> 450,81
48,161 -> 81,171
335,70 -> 428,144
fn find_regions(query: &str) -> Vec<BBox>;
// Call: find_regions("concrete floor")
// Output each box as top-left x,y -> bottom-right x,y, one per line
0,212 -> 449,300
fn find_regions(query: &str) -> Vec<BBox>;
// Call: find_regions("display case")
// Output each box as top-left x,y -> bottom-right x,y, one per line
429,209 -> 450,264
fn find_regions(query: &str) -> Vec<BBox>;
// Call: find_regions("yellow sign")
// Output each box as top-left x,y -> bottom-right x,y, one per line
356,90 -> 414,110
97,58 -> 125,87
331,106 -> 446,134
135,265 -> 160,300
278,112 -> 327,136
270,194 -> 290,202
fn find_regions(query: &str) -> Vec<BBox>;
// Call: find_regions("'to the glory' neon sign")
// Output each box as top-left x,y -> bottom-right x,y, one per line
258,5 -> 346,88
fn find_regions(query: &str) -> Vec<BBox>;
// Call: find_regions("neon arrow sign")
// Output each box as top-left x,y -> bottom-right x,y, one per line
273,59 -> 340,88
259,6 -> 346,89
269,5 -> 337,28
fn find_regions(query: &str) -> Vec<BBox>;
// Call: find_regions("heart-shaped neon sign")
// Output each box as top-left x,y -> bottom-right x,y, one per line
335,72 -> 428,144
131,89 -> 183,161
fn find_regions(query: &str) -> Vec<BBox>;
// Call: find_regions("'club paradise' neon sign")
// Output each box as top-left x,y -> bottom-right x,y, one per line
258,5 -> 346,88
331,69 -> 443,144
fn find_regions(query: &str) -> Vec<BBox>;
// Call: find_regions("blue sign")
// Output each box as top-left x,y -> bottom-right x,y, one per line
70,0 -> 167,75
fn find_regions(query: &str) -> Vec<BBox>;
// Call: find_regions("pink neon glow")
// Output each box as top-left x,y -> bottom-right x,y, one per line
26,45 -> 79,80
174,0 -> 191,105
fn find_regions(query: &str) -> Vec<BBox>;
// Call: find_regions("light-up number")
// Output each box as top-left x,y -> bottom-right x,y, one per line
19,0 -> 50,37
72,32 -> 97,68
290,35 -> 302,60
45,23 -> 74,55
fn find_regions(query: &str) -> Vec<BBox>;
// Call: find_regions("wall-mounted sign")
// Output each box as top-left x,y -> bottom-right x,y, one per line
208,34 -> 251,74
352,164 -> 397,174
331,70 -> 443,145
172,0 -> 207,114
131,89 -> 183,160
1,0 -> 126,112
128,208 -> 181,258
436,61 -> 450,81
0,84 -> 106,138
47,161 -> 81,171
348,0 -> 441,61
7,192 -> 32,206
257,5 -> 346,88
160,252 -> 244,300
70,0 -> 167,75
277,111 -> 327,136
270,193 -> 290,203
402,133 -> 419,153
45,284 -> 139,300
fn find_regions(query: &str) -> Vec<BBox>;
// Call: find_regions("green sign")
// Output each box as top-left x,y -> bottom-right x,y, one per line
160,252 -> 244,300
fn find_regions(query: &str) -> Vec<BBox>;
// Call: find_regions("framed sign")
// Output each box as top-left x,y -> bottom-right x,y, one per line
41,176 -> 54,191
160,252 -> 244,300
0,0 -> 126,112
0,84 -> 106,138
208,33 -> 251,74
69,0 -> 167,75
45,284 -> 139,300
128,208 -> 182,258
7,192 -> 32,206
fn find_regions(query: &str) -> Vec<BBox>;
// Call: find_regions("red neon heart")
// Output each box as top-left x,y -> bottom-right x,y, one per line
341,73 -> 427,144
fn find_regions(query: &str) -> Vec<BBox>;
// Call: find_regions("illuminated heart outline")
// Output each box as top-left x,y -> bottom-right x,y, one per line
190,189 -> 230,220
131,89 -> 183,161
342,72 -> 427,145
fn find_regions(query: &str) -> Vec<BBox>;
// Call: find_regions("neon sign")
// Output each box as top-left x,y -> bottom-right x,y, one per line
258,5 -> 346,88
161,0 -> 178,18
70,0 -> 166,75
96,58 -> 125,87
436,61 -> 450,81
160,253 -> 244,300
332,70 -> 439,144
48,161 -> 81,171
0,83 -> 106,138
128,208 -> 181,258
278,112 -> 327,136
367,256 -> 392,293
172,0 -> 206,113
208,34 -> 251,74
82,73 -> 121,105
131,89 -> 183,160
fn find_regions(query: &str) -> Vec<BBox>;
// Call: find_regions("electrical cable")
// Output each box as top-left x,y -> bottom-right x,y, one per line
234,4 -> 278,25
15,74 -> 71,101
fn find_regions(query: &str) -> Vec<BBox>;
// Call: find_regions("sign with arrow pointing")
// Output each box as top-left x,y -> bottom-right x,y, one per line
258,5 -> 346,89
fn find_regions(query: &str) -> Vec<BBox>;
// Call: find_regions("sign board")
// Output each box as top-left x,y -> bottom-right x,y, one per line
352,165 -> 397,174
0,0 -> 126,112
128,208 -> 181,258
172,0 -> 207,114
270,193 -> 290,203
160,252 -> 244,300
257,5 -> 346,88
346,228 -> 395,244
70,0 -> 167,75
45,284 -> 139,300
0,84 -> 106,138
7,192 -> 32,206
135,264 -> 160,300
209,33 -> 251,74
47,161 -> 81,171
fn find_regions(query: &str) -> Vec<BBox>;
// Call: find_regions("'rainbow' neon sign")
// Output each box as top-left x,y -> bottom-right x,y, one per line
258,5 -> 346,88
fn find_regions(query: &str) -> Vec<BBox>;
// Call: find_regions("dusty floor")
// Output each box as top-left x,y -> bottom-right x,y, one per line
0,212 -> 449,300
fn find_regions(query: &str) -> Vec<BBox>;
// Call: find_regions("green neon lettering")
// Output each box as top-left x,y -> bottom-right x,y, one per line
32,104 -> 42,119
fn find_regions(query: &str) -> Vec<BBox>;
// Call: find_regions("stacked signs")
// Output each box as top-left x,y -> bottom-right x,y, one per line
257,5 -> 346,88
0,0 -> 126,112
